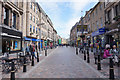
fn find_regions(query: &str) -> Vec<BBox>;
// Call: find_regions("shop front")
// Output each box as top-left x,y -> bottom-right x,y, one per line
38,40 -> 43,50
92,27 -> 106,50
105,22 -> 120,49
24,37 -> 31,49
105,28 -> 120,49
1,25 -> 22,54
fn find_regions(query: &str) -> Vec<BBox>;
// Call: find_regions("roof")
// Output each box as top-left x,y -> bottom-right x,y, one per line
90,2 -> 100,14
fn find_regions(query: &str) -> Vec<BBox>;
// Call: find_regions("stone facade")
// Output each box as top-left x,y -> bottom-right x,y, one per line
104,1 -> 120,46
70,23 -> 78,45
90,2 -> 105,32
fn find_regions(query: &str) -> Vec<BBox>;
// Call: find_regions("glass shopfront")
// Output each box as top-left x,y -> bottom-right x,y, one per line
2,38 -> 21,54
1,25 -> 22,54
10,39 -> 21,51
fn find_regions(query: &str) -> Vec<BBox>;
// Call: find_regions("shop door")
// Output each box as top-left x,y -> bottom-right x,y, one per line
2,39 -> 10,54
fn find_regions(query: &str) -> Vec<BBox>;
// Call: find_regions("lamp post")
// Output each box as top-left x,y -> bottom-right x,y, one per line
37,23 -> 45,55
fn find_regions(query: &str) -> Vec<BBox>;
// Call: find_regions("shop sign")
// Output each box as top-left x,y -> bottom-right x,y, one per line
92,28 -> 106,37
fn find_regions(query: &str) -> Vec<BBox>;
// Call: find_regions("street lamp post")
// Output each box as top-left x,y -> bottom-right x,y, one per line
80,14 -> 86,60
37,23 -> 45,56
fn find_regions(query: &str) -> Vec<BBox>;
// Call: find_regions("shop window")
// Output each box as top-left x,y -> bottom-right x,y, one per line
10,40 -> 21,51
2,39 -> 21,53
12,13 -> 16,29
4,8 -> 9,26
2,39 -> 10,53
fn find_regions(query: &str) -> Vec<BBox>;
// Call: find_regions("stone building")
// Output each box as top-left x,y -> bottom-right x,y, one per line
90,2 -> 106,48
46,15 -> 54,47
70,22 -> 78,46
38,6 -> 48,48
0,1 -> 23,54
104,1 -> 120,48
53,28 -> 57,46
21,1 -> 40,49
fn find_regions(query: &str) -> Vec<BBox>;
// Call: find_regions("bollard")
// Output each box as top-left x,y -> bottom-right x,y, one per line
87,48 -> 90,63
84,50 -> 86,60
82,49 -> 83,54
11,61 -> 15,80
45,49 -> 47,56
23,56 -> 27,72
109,58 -> 114,79
94,53 -> 97,64
37,51 -> 39,62
79,48 -> 81,53
95,56 -> 97,64
97,55 -> 101,70
76,47 -> 78,55
117,60 -> 120,67
31,53 -> 34,66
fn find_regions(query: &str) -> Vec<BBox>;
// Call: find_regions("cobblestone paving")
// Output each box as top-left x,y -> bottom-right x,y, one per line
21,46 -> 106,78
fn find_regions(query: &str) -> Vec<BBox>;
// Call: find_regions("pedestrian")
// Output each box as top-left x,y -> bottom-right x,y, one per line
103,44 -> 113,59
26,45 -> 31,61
110,45 -> 119,64
33,44 -> 37,59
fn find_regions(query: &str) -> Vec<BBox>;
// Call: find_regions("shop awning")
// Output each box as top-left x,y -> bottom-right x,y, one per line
24,37 -> 31,41
32,38 -> 41,41
105,28 -> 119,35
47,38 -> 53,41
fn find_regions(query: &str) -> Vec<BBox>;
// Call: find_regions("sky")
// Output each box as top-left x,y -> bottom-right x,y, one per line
38,0 -> 98,39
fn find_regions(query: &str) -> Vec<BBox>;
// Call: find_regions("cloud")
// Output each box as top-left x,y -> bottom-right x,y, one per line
38,1 -> 98,39
37,0 -> 98,2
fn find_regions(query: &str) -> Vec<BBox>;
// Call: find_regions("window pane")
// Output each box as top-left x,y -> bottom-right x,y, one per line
12,13 -> 16,29
30,2 -> 32,9
10,40 -> 21,51
4,8 -> 9,26
30,13 -> 32,20
33,26 -> 35,33
36,28 -> 37,33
